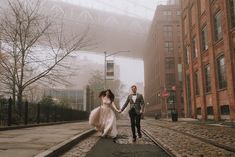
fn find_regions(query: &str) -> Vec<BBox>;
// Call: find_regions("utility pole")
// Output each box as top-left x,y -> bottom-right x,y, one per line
104,51 -> 107,89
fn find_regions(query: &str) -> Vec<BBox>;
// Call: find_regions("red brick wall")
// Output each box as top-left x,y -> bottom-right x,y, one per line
181,0 -> 235,120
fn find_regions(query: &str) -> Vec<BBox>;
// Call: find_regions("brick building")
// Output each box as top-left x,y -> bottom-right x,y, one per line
181,0 -> 235,120
144,2 -> 184,117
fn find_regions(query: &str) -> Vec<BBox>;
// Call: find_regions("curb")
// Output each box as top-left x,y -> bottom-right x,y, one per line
35,128 -> 96,157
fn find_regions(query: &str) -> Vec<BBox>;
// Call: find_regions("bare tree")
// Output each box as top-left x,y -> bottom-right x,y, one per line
88,70 -> 125,108
0,0 -> 91,116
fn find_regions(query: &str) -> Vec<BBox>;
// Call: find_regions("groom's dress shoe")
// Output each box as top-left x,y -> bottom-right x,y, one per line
112,136 -> 117,143
132,137 -> 136,142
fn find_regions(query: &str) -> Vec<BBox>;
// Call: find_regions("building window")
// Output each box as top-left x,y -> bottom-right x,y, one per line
207,106 -> 213,115
163,25 -> 173,41
217,55 -> 227,89
196,107 -> 201,115
163,11 -> 172,20
214,11 -> 223,41
163,11 -> 172,16
200,0 -> 206,14
183,17 -> 188,35
164,41 -> 173,56
220,105 -> 230,115
230,0 -> 235,27
165,57 -> 175,70
191,4 -> 196,26
192,37 -> 198,59
178,64 -> 182,82
185,46 -> 190,65
194,71 -> 200,95
163,25 -> 173,32
186,75 -> 192,117
204,65 -> 211,93
201,26 -> 208,51
166,73 -> 176,87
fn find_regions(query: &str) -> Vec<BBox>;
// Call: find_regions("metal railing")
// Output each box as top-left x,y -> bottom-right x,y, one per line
0,98 -> 89,127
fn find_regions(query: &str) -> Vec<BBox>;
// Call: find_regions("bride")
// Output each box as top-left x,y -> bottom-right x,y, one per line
89,89 -> 119,139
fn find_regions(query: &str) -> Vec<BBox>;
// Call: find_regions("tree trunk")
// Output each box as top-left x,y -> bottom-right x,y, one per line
12,74 -> 16,108
17,89 -> 23,118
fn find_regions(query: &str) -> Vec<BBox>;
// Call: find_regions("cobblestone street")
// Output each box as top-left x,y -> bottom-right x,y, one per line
60,118 -> 235,157
146,119 -> 235,150
144,118 -> 235,157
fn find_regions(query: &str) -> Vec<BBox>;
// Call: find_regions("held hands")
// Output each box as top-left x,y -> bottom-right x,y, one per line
117,109 -> 122,113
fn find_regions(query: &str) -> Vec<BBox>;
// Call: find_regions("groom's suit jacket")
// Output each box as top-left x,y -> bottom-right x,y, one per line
121,93 -> 145,115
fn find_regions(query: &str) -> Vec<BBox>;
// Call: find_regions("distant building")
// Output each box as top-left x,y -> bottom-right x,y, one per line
135,82 -> 144,95
46,88 -> 84,110
181,0 -> 235,120
144,3 -> 184,117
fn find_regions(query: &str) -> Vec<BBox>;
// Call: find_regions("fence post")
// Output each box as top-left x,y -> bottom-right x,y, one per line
54,106 -> 57,122
37,103 -> 40,124
24,101 -> 28,125
8,97 -> 12,126
46,105 -> 50,123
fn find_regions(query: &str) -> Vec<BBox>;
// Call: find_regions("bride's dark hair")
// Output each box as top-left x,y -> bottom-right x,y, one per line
99,89 -> 115,102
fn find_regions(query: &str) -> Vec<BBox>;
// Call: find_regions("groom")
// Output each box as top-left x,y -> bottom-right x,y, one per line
119,85 -> 145,142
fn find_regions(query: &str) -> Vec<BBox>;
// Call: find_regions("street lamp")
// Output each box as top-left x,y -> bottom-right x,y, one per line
104,50 -> 129,89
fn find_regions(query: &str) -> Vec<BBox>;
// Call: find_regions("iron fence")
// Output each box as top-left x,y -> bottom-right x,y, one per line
0,98 -> 89,127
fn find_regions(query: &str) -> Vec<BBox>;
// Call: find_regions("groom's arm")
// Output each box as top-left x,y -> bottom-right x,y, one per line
140,94 -> 145,113
121,95 -> 130,112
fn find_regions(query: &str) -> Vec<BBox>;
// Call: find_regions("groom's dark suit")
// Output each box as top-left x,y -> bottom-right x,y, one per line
121,93 -> 145,139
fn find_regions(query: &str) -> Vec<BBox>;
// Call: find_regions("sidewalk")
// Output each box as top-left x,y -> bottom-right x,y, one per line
0,121 -> 92,157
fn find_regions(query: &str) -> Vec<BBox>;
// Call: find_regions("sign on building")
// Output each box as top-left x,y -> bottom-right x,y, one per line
106,60 -> 114,80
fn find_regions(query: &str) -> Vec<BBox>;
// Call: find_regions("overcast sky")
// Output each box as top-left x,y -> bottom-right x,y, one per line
78,52 -> 144,89
57,0 -> 166,20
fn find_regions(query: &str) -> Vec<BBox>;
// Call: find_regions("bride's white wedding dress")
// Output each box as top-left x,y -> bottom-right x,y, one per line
89,96 -> 117,138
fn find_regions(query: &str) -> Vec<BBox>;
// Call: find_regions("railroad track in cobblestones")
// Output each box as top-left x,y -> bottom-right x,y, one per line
60,130 -> 99,157
141,128 -> 176,157
145,122 -> 235,155
60,125 -> 174,157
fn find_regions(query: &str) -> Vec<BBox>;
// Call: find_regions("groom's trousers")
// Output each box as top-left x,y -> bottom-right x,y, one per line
128,108 -> 141,138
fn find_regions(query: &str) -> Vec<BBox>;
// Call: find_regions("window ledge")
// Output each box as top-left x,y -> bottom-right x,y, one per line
205,92 -> 212,95
217,88 -> 227,92
214,38 -> 223,46
230,26 -> 235,32
201,49 -> 209,54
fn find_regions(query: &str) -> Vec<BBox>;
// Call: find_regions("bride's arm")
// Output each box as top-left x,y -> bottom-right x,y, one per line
111,102 -> 119,112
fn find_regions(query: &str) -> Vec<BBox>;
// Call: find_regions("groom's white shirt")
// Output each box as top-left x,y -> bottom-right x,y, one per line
132,94 -> 137,103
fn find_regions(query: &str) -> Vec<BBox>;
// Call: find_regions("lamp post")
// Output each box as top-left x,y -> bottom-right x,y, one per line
104,50 -> 129,89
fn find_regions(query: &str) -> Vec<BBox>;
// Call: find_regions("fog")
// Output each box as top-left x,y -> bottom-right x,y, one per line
0,0 -> 166,100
